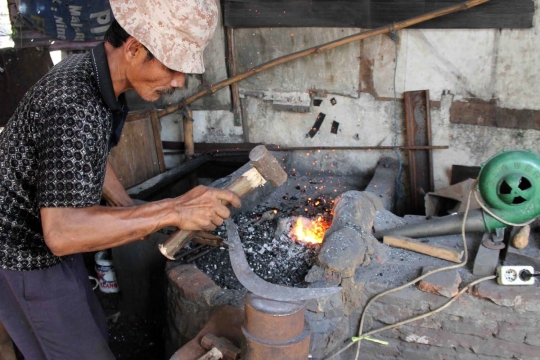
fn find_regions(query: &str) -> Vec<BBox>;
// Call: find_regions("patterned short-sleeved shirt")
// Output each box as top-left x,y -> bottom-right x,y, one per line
0,43 -> 127,271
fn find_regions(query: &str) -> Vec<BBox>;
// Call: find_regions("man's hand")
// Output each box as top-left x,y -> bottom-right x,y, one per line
170,185 -> 241,231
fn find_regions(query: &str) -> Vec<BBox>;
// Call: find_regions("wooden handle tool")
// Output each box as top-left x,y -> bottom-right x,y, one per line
159,146 -> 287,260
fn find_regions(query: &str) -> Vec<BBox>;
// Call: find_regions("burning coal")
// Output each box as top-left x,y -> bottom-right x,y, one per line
290,216 -> 330,245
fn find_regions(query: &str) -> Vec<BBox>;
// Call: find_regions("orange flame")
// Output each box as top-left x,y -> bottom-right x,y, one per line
290,216 -> 330,245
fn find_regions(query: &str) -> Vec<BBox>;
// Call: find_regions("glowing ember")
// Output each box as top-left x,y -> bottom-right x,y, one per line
290,216 -> 330,245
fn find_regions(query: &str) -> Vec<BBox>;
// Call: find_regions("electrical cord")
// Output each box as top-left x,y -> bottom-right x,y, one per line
325,179 -> 498,360
473,190 -> 537,227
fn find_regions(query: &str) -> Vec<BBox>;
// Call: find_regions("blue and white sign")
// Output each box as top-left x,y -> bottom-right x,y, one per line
19,0 -> 114,41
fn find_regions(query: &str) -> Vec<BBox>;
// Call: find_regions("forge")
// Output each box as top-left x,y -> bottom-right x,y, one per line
164,154 -> 540,360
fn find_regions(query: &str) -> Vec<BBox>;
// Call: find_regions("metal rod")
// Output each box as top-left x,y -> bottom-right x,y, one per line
374,209 -> 486,240
174,244 -> 206,260
166,145 -> 449,154
185,247 -> 217,263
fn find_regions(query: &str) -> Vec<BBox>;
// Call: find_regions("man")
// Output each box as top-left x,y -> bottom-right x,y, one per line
0,0 -> 240,358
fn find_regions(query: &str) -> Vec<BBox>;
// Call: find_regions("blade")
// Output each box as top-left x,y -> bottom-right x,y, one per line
225,219 -> 341,302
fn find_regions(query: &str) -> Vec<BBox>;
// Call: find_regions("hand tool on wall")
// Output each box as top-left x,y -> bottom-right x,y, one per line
159,145 -> 288,260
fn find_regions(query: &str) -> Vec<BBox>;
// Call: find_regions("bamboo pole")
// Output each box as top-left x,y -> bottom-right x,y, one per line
157,0 -> 490,118
226,28 -> 243,129
183,108 -> 195,159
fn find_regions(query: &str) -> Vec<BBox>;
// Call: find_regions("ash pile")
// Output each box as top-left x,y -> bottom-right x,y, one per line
193,207 -> 328,290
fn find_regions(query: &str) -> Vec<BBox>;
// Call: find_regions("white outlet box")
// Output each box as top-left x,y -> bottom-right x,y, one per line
497,266 -> 535,285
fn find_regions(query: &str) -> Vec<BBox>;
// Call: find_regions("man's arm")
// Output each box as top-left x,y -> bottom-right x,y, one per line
102,159 -> 135,207
40,186 -> 241,256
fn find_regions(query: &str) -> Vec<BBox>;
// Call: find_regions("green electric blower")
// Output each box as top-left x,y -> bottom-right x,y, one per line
374,149 -> 540,240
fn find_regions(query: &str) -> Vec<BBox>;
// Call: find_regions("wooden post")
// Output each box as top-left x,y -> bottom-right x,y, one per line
183,108 -> 195,159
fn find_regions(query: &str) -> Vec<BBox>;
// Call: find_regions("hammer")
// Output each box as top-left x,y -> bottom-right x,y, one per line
159,145 -> 288,260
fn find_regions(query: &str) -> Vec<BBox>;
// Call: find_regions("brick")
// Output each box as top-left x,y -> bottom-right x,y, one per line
472,338 -> 540,359
496,325 -> 527,343
442,319 -> 498,339
525,331 -> 540,347
376,287 -> 437,311
167,264 -> 220,304
398,326 -> 482,350
401,346 -> 495,360
418,266 -> 461,298
370,302 -> 426,325
359,340 -> 400,358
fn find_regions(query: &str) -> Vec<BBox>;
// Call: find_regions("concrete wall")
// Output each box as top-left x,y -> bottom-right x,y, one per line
150,0 -> 540,190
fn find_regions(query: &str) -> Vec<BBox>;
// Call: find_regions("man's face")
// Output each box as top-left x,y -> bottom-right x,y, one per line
126,47 -> 185,102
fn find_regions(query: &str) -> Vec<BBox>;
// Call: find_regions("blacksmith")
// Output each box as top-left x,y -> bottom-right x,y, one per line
0,0 -> 240,358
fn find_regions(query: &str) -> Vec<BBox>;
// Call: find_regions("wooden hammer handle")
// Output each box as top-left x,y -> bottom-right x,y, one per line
159,168 -> 266,260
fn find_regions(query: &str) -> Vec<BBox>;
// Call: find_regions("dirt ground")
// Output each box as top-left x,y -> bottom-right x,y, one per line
96,291 -> 166,360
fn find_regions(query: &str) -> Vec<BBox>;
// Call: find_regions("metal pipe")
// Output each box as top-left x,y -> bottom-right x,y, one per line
242,293 -> 310,360
374,209 -> 486,240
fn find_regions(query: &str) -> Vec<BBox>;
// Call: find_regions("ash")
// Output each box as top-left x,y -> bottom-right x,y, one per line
192,207 -> 323,290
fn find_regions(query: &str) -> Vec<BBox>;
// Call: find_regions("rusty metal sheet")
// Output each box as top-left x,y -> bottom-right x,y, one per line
404,90 -> 434,215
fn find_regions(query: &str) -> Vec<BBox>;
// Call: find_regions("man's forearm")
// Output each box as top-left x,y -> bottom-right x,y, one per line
102,159 -> 134,207
40,185 -> 242,257
41,200 -> 176,256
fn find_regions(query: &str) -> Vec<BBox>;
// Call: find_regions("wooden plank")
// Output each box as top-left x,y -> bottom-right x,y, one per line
383,235 -> 464,263
109,112 -> 164,189
404,90 -> 434,215
127,155 -> 213,199
450,100 -> 540,131
223,0 -> 534,29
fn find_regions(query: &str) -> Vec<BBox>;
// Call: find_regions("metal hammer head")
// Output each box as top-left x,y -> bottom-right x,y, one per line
249,145 -> 288,187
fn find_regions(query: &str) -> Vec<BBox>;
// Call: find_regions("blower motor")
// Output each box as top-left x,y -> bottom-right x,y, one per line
477,149 -> 540,231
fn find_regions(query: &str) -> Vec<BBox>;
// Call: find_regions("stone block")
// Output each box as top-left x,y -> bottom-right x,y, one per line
365,234 -> 390,264
471,338 -> 540,359
418,266 -> 461,298
472,279 -> 540,308
341,277 -> 367,316
525,331 -> 540,347
326,191 -> 377,237
473,244 -> 500,276
497,325 -> 527,343
305,264 -> 341,285
318,227 -> 367,277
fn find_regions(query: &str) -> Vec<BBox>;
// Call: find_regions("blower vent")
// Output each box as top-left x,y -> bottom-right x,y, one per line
498,177 -> 532,205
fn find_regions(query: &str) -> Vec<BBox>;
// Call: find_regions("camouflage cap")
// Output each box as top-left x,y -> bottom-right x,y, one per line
109,0 -> 219,74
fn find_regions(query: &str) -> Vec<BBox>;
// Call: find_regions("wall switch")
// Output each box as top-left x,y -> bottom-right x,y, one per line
497,266 -> 535,285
